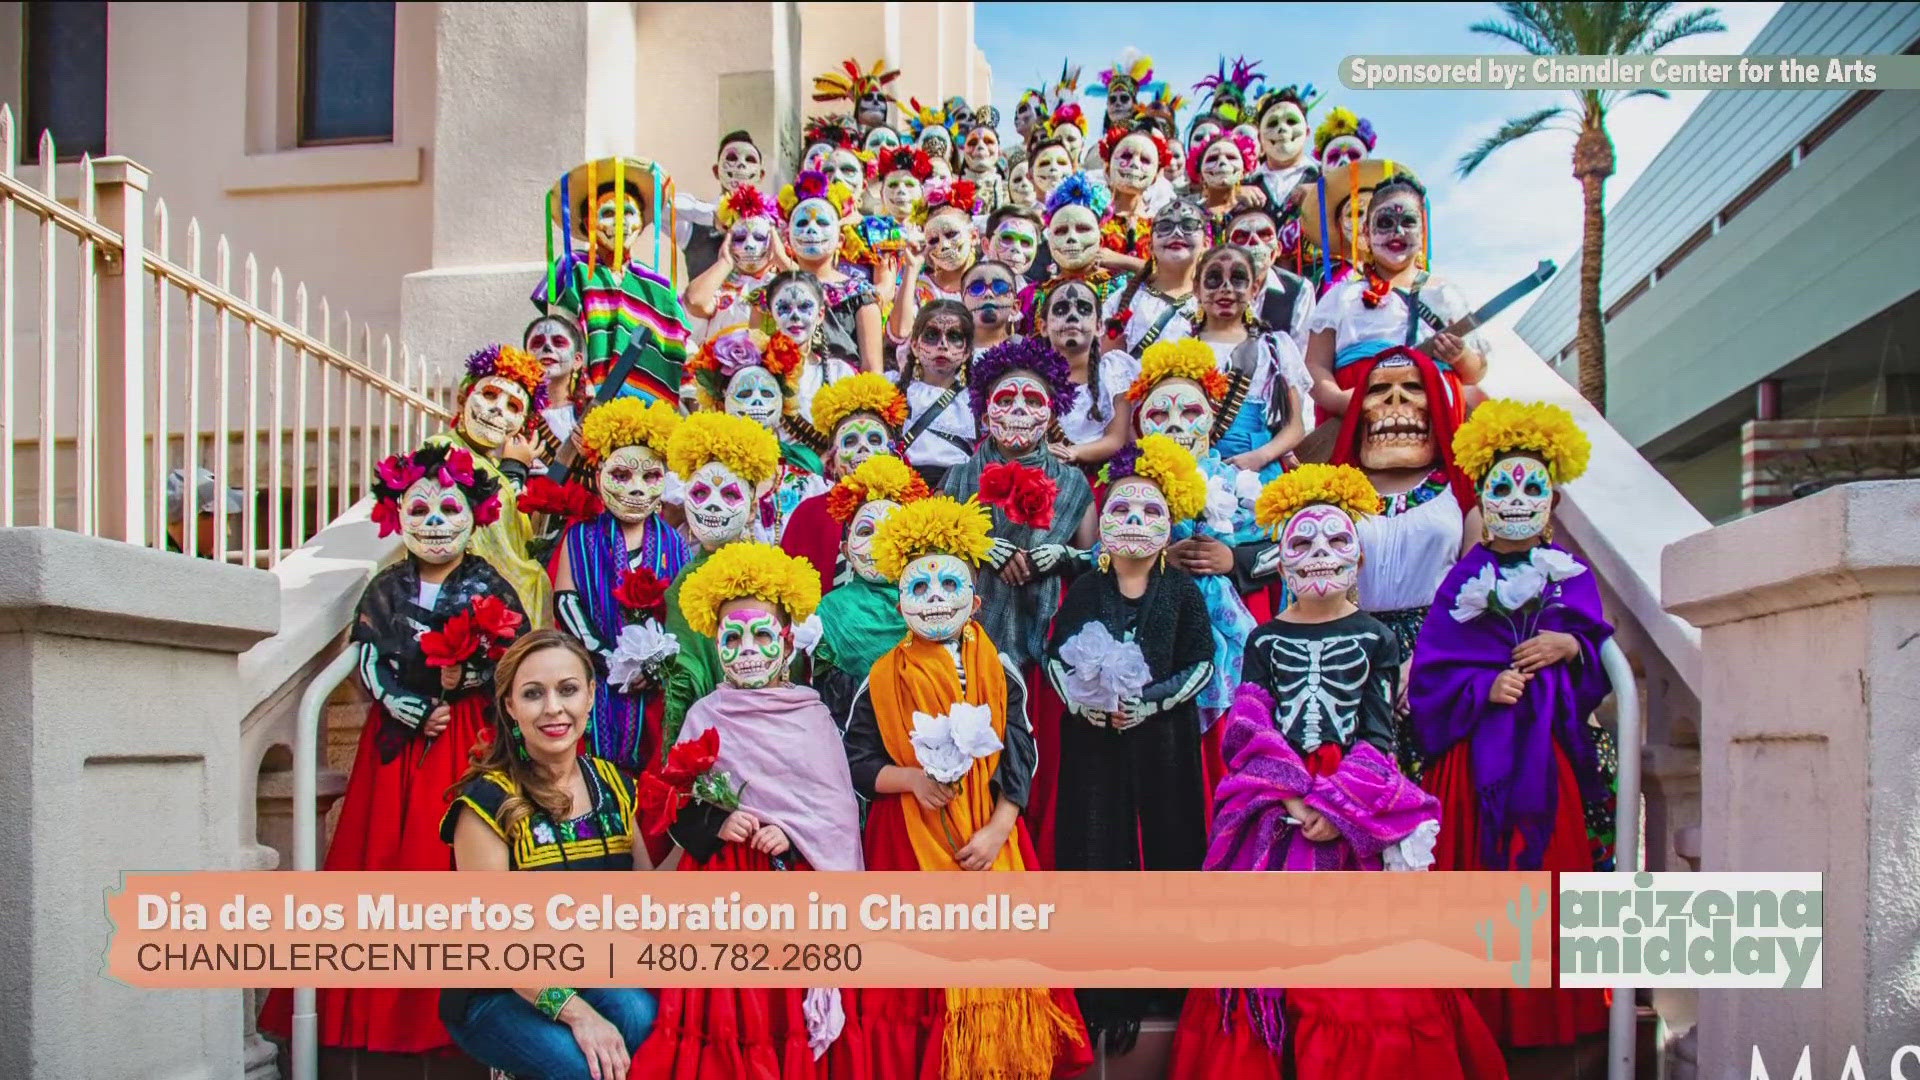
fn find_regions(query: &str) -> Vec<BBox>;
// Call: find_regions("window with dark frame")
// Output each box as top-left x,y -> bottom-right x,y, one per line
298,1 -> 396,146
23,0 -> 109,163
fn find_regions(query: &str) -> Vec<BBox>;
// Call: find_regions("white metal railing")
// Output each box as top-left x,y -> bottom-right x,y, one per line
0,105 -> 455,566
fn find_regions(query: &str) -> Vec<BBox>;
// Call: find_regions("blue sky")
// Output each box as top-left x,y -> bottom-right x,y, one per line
975,1 -> 1783,327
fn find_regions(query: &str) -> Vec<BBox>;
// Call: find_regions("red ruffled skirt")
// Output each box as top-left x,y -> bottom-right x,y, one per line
1022,661 -> 1068,871
1426,739 -> 1608,1047
1168,985 -> 1507,1079
634,843 -> 841,1079
259,696 -> 490,1054
844,797 -> 1094,1078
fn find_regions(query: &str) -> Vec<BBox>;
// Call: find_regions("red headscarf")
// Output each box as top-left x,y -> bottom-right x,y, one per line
1329,346 -> 1473,509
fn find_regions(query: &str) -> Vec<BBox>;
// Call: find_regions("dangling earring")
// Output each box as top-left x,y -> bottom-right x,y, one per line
1097,551 -> 1112,573
1157,549 -> 1168,572
1480,516 -> 1493,545
1542,518 -> 1554,545
509,724 -> 530,762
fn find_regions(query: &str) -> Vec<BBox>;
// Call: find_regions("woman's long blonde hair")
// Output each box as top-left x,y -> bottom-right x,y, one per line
450,629 -> 597,840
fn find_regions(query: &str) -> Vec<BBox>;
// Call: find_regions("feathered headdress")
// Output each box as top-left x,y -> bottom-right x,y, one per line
666,410 -> 781,487
1452,400 -> 1592,485
1089,48 -> 1157,98
872,495 -> 997,581
370,443 -> 502,538
678,541 -> 822,637
826,453 -> 931,525
1194,56 -> 1268,125
875,146 -> 934,182
1128,338 -> 1229,405
1133,89 -> 1186,140
969,337 -> 1079,422
906,98 -> 953,142
460,344 -> 548,413
777,170 -> 857,220
802,116 -> 862,153
1049,59 -> 1083,110
1314,106 -> 1378,156
812,57 -> 900,108
1042,171 -> 1112,223
811,371 -> 908,436
1099,435 -> 1207,522
1253,463 -> 1382,536
716,185 -> 780,230
579,397 -> 680,466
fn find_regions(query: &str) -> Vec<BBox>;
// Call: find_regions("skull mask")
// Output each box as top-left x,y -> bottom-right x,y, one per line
925,209 -> 975,273
598,444 -> 667,524
1100,477 -> 1171,560
1045,203 -> 1101,271
1481,454 -> 1553,542
1357,358 -> 1435,472
845,499 -> 901,584
1199,138 -> 1248,192
685,461 -> 763,550
881,171 -> 923,221
1107,132 -> 1161,195
461,376 -> 530,450
899,553 -> 976,642
400,477 -> 474,565
769,279 -> 825,343
1030,146 -> 1073,198
832,415 -> 891,476
728,216 -> 777,274
963,127 -> 1000,173
716,599 -> 790,688
725,366 -> 783,430
1008,163 -> 1038,209
1138,377 -> 1214,451
1280,504 -> 1361,599
985,373 -> 1051,452
524,317 -> 581,383
1259,101 -> 1308,167
788,198 -> 842,263
717,140 -> 764,191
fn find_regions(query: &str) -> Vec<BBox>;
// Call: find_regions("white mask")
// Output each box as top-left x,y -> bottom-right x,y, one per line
963,128 -> 999,171
461,375 -> 529,449
1030,147 -> 1073,197
845,499 -> 901,584
1280,504 -> 1361,598
1481,455 -> 1553,542
724,366 -> 782,430
769,280 -> 825,342
882,172 -> 923,220
864,126 -> 901,152
833,416 -> 891,475
899,553 -> 974,642
1138,378 -> 1214,451
1322,134 -> 1368,171
593,193 -> 644,256
788,199 -> 842,262
685,461 -> 758,549
1258,102 -> 1307,166
1045,203 -> 1101,271
597,444 -> 667,524
717,142 -> 764,190
1200,138 -> 1247,191
828,149 -> 867,200
985,373 -> 1051,452
925,210 -> 975,273
728,217 -> 776,273
1100,478 -> 1170,559
716,600 -> 790,688
524,318 -> 579,381
1107,133 -> 1160,195
1056,125 -> 1084,164
399,477 -> 474,564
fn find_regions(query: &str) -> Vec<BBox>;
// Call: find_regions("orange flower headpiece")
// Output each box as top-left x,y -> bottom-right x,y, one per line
1127,338 -> 1229,405
825,453 -> 931,525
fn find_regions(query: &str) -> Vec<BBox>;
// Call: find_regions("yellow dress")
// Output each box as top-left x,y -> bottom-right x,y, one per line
424,431 -> 553,628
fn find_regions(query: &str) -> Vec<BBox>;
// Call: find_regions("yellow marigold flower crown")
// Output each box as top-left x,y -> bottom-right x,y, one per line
1107,434 -> 1208,522
827,453 -> 931,525
871,495 -> 996,583
811,371 -> 908,435
1452,399 -> 1592,486
677,541 -> 822,638
666,411 -> 781,486
1253,463 -> 1382,537
1127,338 -> 1228,404
579,398 -> 680,465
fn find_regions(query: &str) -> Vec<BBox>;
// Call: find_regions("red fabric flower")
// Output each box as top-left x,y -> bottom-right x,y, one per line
471,493 -> 503,528
978,460 -> 1019,507
519,476 -> 605,525
470,594 -> 524,645
979,461 -> 1056,530
661,727 -> 721,786
420,611 -> 481,669
371,498 -> 401,537
613,568 -> 669,620
636,769 -> 686,838
438,449 -> 477,488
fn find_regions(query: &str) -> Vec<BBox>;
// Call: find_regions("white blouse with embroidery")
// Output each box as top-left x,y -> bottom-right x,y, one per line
1305,276 -> 1487,362
1058,350 -> 1140,445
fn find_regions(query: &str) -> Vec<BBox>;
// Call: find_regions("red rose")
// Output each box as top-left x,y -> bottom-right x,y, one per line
520,476 -> 604,525
613,569 -> 669,619
1009,470 -> 1058,529
470,594 -> 524,644
420,611 -> 481,668
636,769 -> 687,837
978,461 -> 1019,508
661,727 -> 720,786
371,498 -> 401,538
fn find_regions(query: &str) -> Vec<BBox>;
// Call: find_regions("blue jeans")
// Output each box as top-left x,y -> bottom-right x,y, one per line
444,988 -> 657,1080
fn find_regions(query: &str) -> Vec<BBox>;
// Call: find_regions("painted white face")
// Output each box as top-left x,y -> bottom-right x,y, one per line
1100,477 -> 1170,559
988,217 -> 1039,275
769,279 -> 825,343
1481,455 -> 1553,542
828,149 -> 867,201
882,171 -> 923,219
788,198 -> 842,262
1280,504 -> 1361,598
1030,146 -> 1073,197
728,216 -> 776,274
1008,163 -> 1038,208
1322,134 -> 1368,171
985,373 -> 1051,452
857,93 -> 891,129
461,375 -> 529,449
1138,378 -> 1214,451
927,155 -> 954,180
917,127 -> 953,163
1188,120 -> 1223,154
1045,203 -> 1101,270
1056,124 -> 1084,164
1166,143 -> 1186,183
963,265 -> 1019,329
1042,282 -> 1097,355
400,477 -> 474,565
845,498 -> 901,584
899,553 -> 975,642
1227,213 -> 1280,273
925,210 -> 975,273
716,599 -> 790,688
802,142 -> 833,175
833,416 -> 891,475
724,366 -> 782,429
717,141 -> 764,190
864,126 -> 901,152
1200,138 -> 1247,190
597,443 -> 667,524
593,192 -> 644,256
685,461 -> 756,548
1259,102 -> 1308,166
1108,133 -> 1160,195
1014,98 -> 1041,137
1367,190 -> 1423,272
524,317 -> 580,382
963,127 -> 999,171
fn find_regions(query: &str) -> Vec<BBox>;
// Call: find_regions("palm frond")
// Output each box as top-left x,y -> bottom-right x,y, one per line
1456,106 -> 1567,177
1643,8 -> 1728,53
1604,86 -> 1672,109
1468,17 -> 1554,54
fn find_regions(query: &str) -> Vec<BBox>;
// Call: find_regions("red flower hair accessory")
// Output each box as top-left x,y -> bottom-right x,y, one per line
1099,124 -> 1170,167
978,460 -> 1058,530
879,146 -> 933,181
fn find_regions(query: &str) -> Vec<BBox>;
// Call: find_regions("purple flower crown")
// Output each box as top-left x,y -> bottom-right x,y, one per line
1098,444 -> 1143,488
969,337 -> 1080,422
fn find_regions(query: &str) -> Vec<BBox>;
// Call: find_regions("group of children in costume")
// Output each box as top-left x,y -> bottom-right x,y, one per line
263,47 -> 1619,1080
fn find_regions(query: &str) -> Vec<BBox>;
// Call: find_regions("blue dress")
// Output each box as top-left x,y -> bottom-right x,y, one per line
1174,450 -> 1263,729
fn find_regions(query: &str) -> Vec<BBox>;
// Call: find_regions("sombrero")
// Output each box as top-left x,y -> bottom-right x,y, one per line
1297,158 -> 1415,258
547,156 -> 672,242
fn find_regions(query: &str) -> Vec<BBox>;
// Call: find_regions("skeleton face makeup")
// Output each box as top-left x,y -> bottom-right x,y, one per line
1045,203 -> 1101,270
716,599 -> 789,689
1258,102 -> 1308,167
1008,163 -> 1038,209
1367,189 -> 1423,272
725,366 -> 782,430
963,127 -> 1000,172
1199,138 -> 1248,192
400,477 -> 474,564
1166,143 -> 1187,183
1198,252 -> 1256,323
728,216 -> 777,274
963,264 -> 1018,328
524,317 -> 581,382
857,93 -> 891,129
881,171 -> 923,220
898,553 -> 976,642
863,126 -> 901,153
845,499 -> 901,584
1481,454 -> 1553,541
802,142 -> 833,175
833,416 -> 891,476
917,127 -> 953,163
914,311 -> 970,382
925,210 -> 975,273
1150,204 -> 1207,266
1100,477 -> 1171,559
1056,124 -> 1085,164
1042,281 -> 1098,355
828,149 -> 867,201
461,376 -> 530,449
1030,146 -> 1073,198
1226,213 -> 1280,275
988,218 -> 1039,275
1108,133 -> 1160,194
1280,504 -> 1361,598
1188,119 -> 1223,154
685,461 -> 758,548
769,279 -> 825,342
787,199 -> 842,262
986,373 -> 1051,452
1138,377 -> 1214,451
1357,359 -> 1435,472
928,155 -> 953,180
717,140 -> 764,191
597,444 -> 668,524
593,192 -> 644,257
1014,98 -> 1041,138
1322,134 -> 1368,171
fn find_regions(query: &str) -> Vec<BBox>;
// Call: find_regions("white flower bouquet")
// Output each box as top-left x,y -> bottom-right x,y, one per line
1055,622 -> 1152,717
909,702 -> 1003,848
605,621 -> 680,691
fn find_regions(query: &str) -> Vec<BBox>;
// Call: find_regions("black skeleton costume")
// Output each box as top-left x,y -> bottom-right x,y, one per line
1240,610 -> 1399,759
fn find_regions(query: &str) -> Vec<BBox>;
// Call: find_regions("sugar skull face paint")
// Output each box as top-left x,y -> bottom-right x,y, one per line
725,366 -> 782,430
597,444 -> 668,524
524,317 -> 581,381
863,126 -> 901,152
1108,132 -> 1160,194
963,264 -> 1019,329
1481,454 -> 1552,541
788,199 -> 842,262
1045,203 -> 1101,270
925,209 -> 976,273
828,148 -> 867,201
1138,377 -> 1214,451
988,217 -> 1039,275
1188,119 -> 1223,155
845,498 -> 901,584
1042,280 -> 1098,355
716,599 -> 789,688
1322,134 -> 1368,171
685,461 -> 756,548
1105,81 -> 1137,127
913,310 -> 971,382
1280,504 -> 1361,598
400,478 -> 474,564
1226,212 -> 1280,274
1199,138 -> 1248,191
833,415 -> 891,475
769,279 -> 825,342
1366,189 -> 1423,272
593,192 -> 644,257
727,216 -> 776,274
899,553 -> 975,642
461,376 -> 529,449
1198,250 -> 1256,323
1258,101 -> 1308,166
717,140 -> 764,190
881,171 -> 923,220
1008,162 -> 1038,209
1100,477 -> 1171,559
963,126 -> 1000,172
985,373 -> 1051,452
857,92 -> 891,129
1030,146 -> 1073,197
1056,124 -> 1085,165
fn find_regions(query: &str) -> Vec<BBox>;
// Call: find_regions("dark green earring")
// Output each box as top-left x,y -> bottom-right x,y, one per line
509,725 -> 530,762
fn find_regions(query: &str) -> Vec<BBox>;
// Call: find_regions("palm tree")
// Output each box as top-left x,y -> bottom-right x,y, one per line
1458,2 -> 1724,414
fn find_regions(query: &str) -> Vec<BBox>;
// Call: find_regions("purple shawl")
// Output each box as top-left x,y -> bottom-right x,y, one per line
677,683 -> 865,872
1406,543 -> 1613,871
